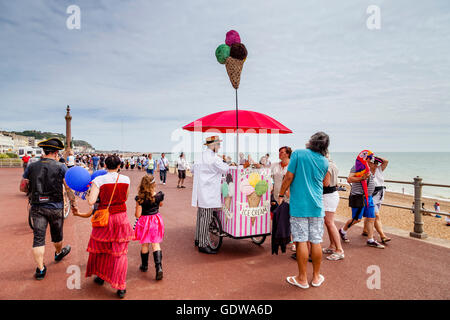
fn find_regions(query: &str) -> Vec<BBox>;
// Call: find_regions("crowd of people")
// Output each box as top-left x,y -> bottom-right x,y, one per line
190,133 -> 391,290
19,132 -> 395,297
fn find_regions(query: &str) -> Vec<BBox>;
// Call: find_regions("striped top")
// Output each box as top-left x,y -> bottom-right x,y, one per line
349,166 -> 375,196
92,172 -> 130,214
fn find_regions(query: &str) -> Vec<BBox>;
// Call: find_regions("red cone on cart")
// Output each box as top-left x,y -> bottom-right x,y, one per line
225,57 -> 244,89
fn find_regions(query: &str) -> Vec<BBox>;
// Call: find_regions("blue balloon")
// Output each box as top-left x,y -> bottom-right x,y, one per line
65,166 -> 91,192
91,169 -> 107,181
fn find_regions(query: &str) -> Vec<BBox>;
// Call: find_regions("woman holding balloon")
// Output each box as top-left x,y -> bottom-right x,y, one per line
84,155 -> 134,298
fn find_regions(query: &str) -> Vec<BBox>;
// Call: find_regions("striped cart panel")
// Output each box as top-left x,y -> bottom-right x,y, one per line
220,167 -> 272,238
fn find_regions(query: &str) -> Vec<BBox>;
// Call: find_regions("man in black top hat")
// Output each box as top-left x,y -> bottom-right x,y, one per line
20,138 -> 78,280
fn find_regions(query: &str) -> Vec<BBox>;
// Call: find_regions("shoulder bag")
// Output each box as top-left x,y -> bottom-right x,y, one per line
91,173 -> 120,227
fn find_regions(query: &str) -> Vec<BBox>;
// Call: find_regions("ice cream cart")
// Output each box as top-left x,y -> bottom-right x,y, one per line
205,165 -> 272,250
183,30 -> 292,251
183,110 -> 292,251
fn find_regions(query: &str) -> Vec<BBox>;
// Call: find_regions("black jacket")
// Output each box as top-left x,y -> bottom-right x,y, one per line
271,201 -> 291,255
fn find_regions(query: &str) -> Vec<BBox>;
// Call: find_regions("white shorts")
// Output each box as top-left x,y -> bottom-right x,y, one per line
372,190 -> 384,213
323,191 -> 339,212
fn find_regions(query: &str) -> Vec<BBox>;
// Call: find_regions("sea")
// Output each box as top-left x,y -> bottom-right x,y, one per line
158,152 -> 450,200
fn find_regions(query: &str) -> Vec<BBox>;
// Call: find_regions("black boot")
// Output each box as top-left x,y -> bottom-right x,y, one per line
140,252 -> 149,272
153,250 -> 163,280
117,289 -> 126,299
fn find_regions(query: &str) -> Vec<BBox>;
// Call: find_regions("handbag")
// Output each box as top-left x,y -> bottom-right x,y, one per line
348,194 -> 365,208
91,173 -> 120,227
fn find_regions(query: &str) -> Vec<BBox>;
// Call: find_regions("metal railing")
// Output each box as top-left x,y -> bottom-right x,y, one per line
337,175 -> 450,240
0,159 -> 22,168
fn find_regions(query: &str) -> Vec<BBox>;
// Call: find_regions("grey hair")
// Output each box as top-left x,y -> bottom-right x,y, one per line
307,132 -> 329,156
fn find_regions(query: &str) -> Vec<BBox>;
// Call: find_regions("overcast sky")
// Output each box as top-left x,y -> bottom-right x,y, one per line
1,0 -> 449,153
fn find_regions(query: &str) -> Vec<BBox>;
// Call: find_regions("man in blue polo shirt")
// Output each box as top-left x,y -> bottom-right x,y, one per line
279,132 -> 330,289
92,154 -> 100,172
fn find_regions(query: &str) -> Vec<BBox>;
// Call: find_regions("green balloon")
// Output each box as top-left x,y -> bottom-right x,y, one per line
255,180 -> 268,196
222,182 -> 229,197
215,44 -> 230,64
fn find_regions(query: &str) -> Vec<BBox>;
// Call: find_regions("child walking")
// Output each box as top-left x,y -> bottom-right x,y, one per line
134,175 -> 165,280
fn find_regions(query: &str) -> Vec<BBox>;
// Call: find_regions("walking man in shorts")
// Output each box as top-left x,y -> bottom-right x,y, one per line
338,153 -> 385,249
20,138 -> 78,280
280,132 -> 330,289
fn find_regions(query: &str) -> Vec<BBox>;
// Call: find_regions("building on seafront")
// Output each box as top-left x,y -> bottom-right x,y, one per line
0,132 -> 36,153
0,133 -> 14,153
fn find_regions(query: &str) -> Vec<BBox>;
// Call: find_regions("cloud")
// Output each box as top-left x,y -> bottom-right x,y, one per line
0,0 -> 449,152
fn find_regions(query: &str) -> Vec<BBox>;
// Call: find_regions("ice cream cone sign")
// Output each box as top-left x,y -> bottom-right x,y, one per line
222,173 -> 235,220
215,30 -> 248,89
242,174 -> 269,226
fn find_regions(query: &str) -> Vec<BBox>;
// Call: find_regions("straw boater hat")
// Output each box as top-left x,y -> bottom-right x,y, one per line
204,135 -> 222,146
37,138 -> 65,151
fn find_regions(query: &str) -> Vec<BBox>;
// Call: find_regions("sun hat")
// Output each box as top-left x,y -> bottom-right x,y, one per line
204,135 -> 223,145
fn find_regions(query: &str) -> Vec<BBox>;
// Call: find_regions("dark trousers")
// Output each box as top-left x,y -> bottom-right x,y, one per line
30,206 -> 64,247
160,169 -> 167,183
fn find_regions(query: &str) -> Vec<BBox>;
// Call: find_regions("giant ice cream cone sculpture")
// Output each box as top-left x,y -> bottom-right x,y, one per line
225,57 -> 244,89
215,30 -> 248,89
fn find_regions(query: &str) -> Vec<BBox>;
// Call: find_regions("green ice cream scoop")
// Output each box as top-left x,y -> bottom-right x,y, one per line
222,182 -> 229,197
255,180 -> 268,196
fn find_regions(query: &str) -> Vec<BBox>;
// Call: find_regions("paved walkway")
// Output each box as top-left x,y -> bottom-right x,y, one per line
0,168 -> 448,300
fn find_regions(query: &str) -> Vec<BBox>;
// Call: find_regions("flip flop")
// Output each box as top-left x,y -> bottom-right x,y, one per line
286,276 -> 309,289
326,252 -> 345,261
311,274 -> 325,287
381,237 -> 391,244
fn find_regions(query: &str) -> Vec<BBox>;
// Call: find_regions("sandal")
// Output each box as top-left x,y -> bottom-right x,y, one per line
322,248 -> 335,254
326,252 -> 345,261
361,231 -> 368,237
381,237 -> 391,244
311,274 -> 325,287
286,276 -> 309,289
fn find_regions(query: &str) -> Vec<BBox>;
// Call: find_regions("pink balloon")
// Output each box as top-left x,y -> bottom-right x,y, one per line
241,179 -> 254,196
225,30 -> 241,46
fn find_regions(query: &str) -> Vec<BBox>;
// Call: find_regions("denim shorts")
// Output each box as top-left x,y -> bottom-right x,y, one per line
290,216 -> 324,244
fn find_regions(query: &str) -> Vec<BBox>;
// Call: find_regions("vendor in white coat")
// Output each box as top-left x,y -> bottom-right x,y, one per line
192,135 -> 231,254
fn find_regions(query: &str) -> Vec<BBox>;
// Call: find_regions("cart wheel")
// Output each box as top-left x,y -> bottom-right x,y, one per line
208,214 -> 223,251
251,235 -> 266,245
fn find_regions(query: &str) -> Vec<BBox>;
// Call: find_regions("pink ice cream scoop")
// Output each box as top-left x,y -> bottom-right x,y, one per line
225,30 -> 241,46
241,179 -> 254,196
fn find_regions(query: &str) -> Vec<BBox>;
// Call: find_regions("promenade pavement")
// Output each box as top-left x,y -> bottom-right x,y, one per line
0,168 -> 448,300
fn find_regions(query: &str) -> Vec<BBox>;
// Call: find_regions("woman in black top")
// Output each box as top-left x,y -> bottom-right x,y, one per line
134,175 -> 165,280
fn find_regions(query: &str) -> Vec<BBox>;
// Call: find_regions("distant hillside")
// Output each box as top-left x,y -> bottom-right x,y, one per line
72,140 -> 93,148
10,130 -> 93,149
12,130 -> 65,140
